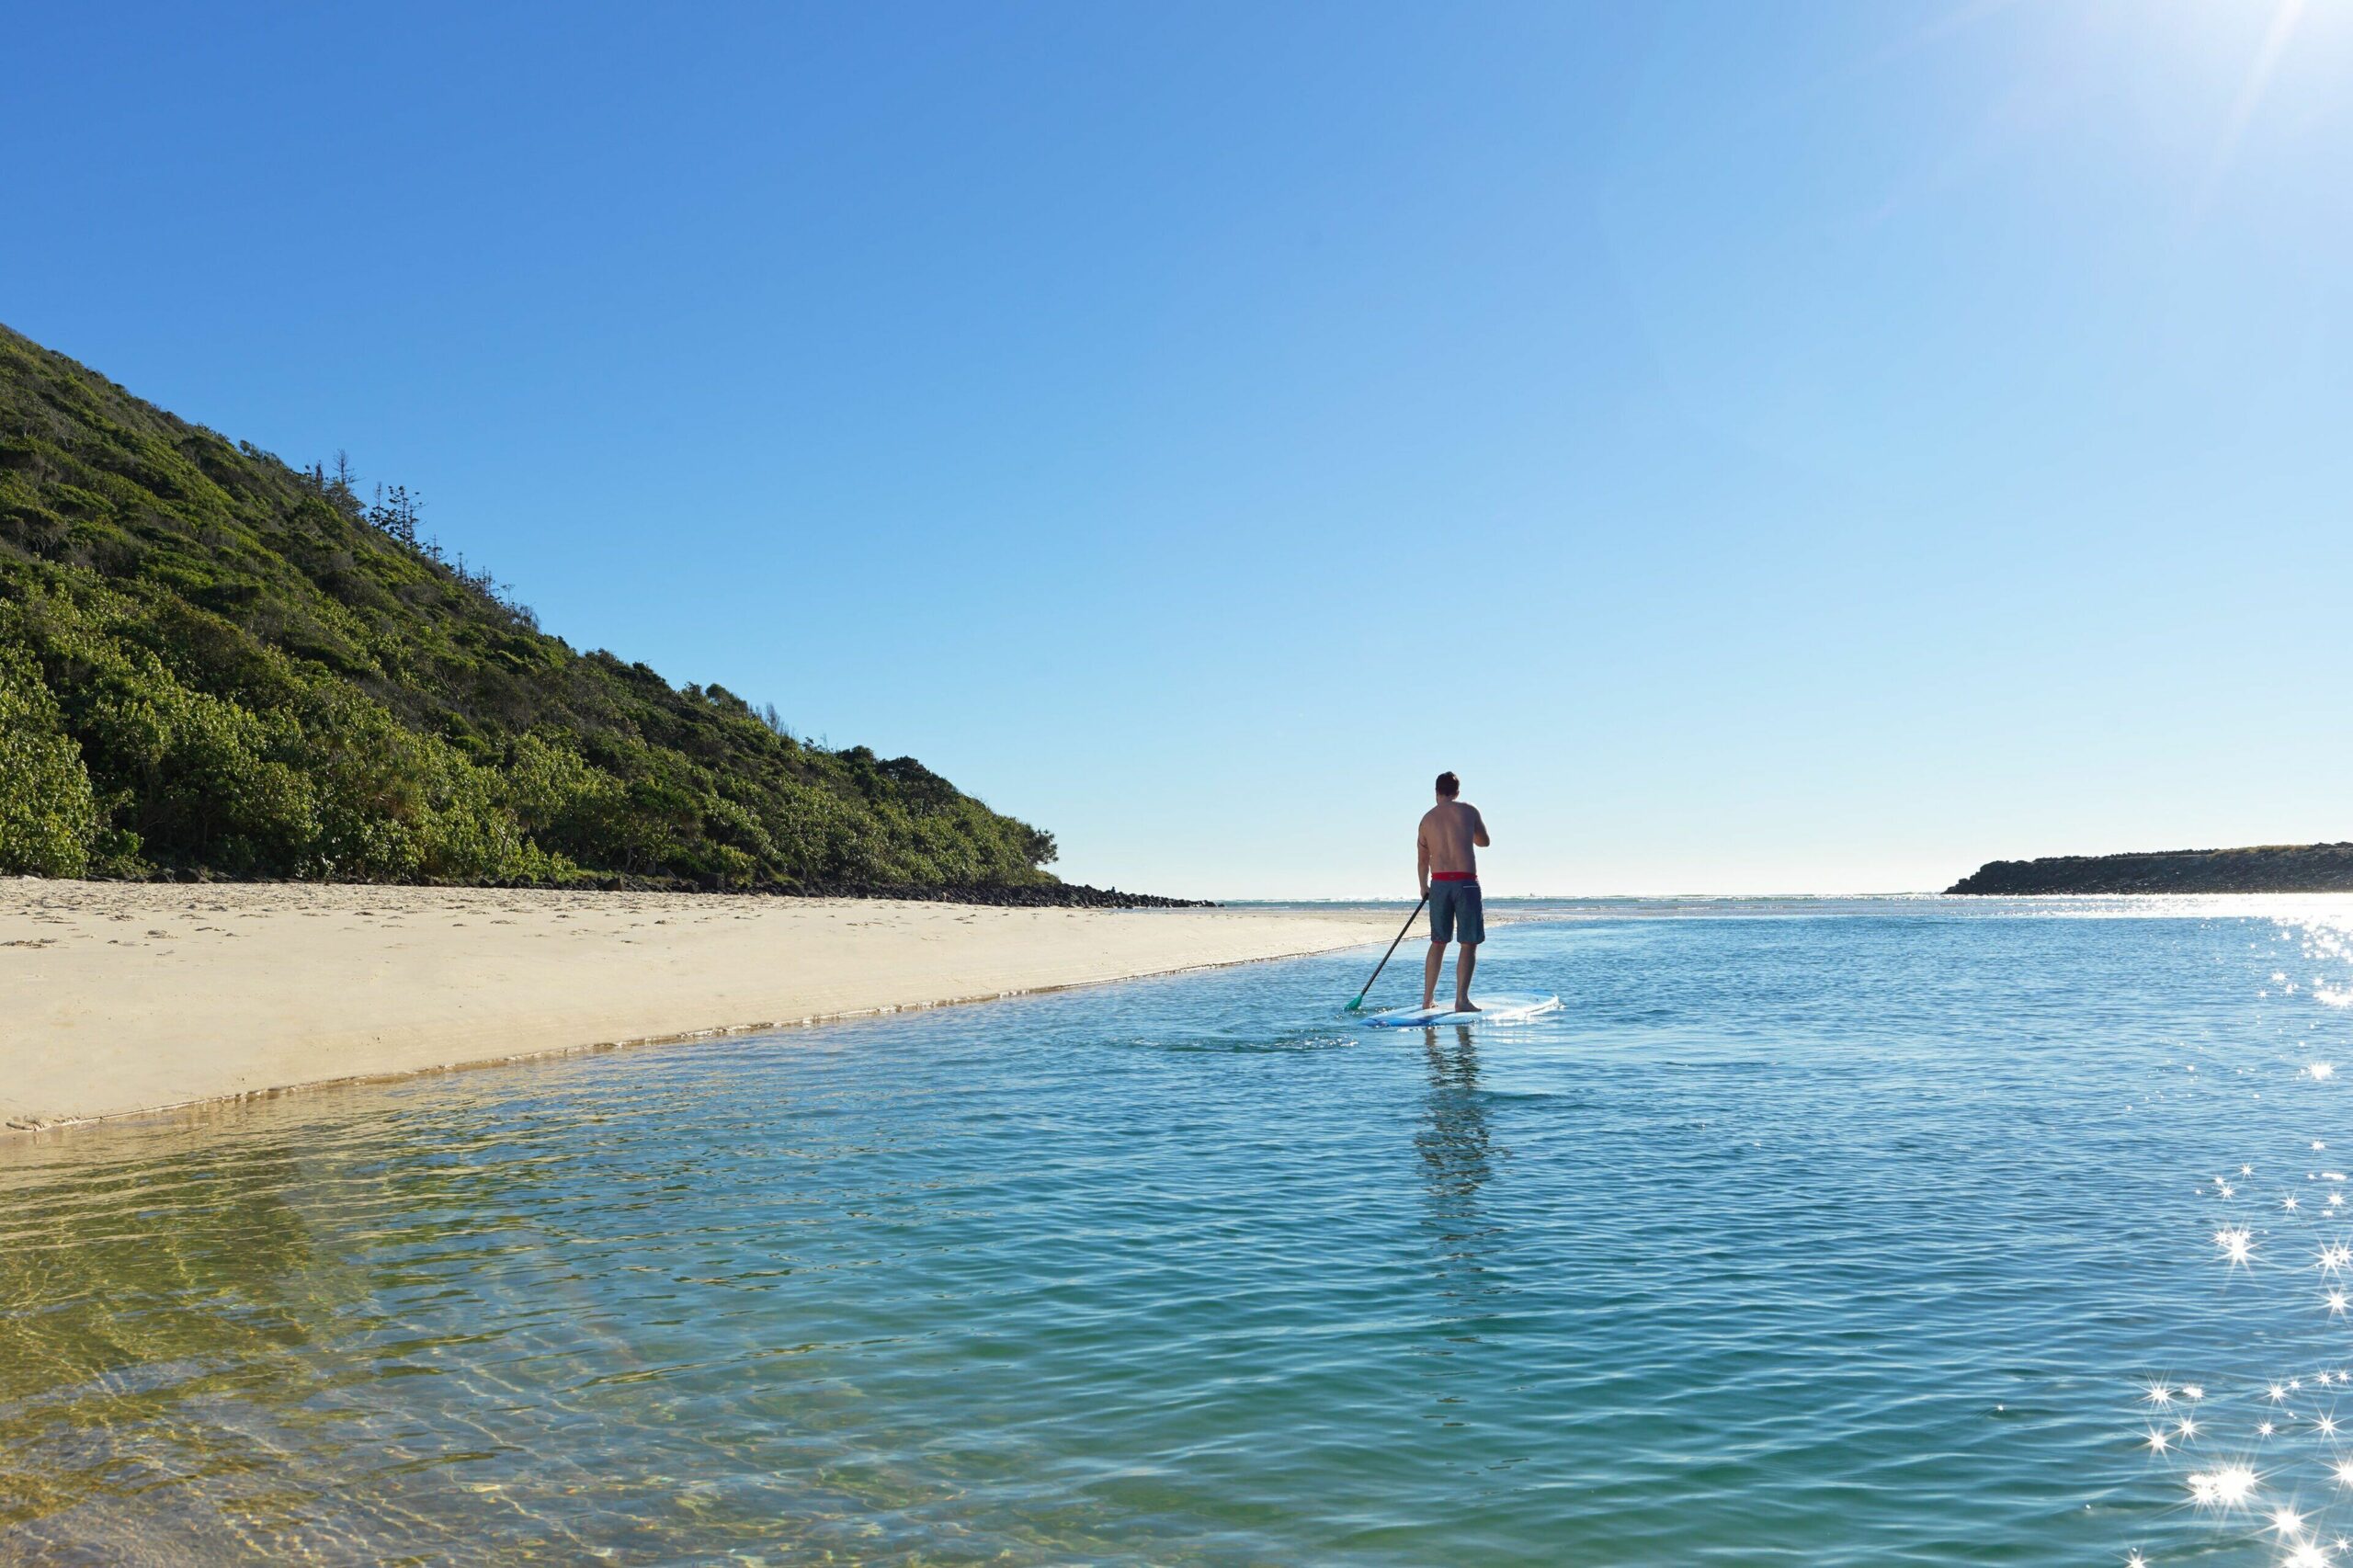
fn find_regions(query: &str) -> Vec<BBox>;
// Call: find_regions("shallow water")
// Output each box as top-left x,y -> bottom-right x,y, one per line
7,899 -> 2353,1564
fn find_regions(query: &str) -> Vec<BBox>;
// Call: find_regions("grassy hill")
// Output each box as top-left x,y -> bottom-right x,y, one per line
0,324 -> 1057,890
1948,844 -> 2353,895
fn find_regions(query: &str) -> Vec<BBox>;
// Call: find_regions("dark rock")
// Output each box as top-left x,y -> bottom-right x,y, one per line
784,881 -> 1214,910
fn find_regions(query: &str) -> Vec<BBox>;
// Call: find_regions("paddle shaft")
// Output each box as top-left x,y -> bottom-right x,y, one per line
1351,893 -> 1428,1007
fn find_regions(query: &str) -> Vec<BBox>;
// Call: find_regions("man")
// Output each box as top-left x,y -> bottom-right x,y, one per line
1418,771 -> 1490,1012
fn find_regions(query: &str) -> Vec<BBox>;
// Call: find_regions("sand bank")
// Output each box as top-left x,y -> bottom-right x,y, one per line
0,880 -> 1392,1133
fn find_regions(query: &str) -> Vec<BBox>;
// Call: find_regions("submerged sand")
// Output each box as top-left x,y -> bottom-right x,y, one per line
0,880 -> 1392,1133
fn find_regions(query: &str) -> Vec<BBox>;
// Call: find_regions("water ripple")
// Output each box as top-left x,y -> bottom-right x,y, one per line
6,903 -> 2353,1562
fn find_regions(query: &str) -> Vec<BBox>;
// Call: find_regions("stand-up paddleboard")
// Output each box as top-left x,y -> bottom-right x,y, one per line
1357,993 -> 1561,1028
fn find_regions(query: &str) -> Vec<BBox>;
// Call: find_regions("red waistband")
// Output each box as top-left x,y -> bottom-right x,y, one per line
1431,870 -> 1477,882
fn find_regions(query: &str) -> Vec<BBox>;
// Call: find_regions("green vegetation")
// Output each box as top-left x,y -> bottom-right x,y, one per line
1949,844 -> 2353,895
0,324 -> 1057,888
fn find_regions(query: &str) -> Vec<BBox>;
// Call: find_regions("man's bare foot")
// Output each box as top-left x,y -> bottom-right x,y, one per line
1453,998 -> 1481,1013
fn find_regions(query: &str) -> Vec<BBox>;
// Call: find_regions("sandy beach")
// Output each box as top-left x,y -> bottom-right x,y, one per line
0,879 -> 1392,1133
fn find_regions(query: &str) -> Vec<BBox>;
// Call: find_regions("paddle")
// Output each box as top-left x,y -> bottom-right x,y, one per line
1344,892 -> 1427,1012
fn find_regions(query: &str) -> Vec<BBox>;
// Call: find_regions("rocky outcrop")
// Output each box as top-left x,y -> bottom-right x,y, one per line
1948,843 -> 2353,895
793,881 -> 1214,909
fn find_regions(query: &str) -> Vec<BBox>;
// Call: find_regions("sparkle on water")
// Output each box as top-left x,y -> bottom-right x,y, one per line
4,895 -> 2353,1564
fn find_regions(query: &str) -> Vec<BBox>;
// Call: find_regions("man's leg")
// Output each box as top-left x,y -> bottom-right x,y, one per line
1423,941 -> 1445,1009
1453,941 -> 1480,1011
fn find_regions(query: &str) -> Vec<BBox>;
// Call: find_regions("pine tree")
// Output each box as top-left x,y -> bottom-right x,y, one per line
367,483 -> 421,547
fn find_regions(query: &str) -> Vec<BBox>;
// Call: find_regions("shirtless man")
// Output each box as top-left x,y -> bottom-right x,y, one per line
1418,771 -> 1491,1012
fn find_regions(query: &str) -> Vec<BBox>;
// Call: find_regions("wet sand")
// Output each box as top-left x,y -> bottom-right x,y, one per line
0,880 -> 1392,1133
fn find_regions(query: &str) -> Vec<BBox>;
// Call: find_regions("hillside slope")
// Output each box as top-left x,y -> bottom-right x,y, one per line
0,324 -> 1055,889
1948,844 -> 2353,895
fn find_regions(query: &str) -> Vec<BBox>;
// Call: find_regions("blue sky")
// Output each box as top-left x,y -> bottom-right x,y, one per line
7,1 -> 2350,897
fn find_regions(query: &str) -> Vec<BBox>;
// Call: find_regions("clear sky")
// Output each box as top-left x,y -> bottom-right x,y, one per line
7,1 -> 2349,898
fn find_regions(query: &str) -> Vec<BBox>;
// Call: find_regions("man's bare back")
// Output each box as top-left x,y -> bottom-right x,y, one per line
1418,800 -> 1488,881
1418,777 -> 1491,1011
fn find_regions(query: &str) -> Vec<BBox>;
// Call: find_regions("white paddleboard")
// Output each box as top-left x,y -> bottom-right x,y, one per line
1358,992 -> 1561,1028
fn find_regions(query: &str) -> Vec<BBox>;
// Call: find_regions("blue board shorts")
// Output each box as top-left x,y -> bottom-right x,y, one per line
1429,879 -> 1484,945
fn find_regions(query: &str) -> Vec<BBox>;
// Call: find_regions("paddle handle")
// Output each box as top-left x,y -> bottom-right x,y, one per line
1351,893 -> 1428,1007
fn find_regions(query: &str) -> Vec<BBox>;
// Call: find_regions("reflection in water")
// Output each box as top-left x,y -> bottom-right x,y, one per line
1414,1026 -> 1498,1316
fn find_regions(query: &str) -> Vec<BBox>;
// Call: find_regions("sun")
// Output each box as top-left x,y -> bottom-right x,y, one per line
2202,0 -> 2312,205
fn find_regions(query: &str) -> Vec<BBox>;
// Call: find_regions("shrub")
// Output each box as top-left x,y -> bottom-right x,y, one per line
0,642 -> 98,876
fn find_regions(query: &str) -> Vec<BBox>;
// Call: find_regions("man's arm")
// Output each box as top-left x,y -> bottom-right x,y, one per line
1472,807 -> 1492,848
1417,822 -> 1431,896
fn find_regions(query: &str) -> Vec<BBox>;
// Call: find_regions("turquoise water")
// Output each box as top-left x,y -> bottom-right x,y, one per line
7,899 -> 2353,1564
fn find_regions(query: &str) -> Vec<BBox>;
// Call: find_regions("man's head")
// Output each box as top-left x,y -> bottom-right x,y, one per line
1435,771 -> 1460,800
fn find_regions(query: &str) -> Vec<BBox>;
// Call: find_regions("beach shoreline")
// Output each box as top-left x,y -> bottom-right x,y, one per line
0,879 -> 1395,1137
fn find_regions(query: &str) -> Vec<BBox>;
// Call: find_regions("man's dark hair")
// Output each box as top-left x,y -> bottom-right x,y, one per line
1435,771 -> 1460,798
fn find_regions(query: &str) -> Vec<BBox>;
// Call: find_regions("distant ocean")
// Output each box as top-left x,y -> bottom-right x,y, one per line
6,896 -> 2352,1564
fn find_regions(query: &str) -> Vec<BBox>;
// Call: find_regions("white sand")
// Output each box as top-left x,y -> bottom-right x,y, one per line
0,879 -> 1392,1132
